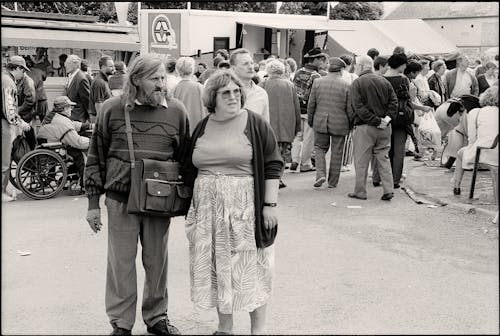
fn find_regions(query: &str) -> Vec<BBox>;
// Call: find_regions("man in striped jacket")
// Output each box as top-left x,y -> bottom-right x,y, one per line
307,57 -> 352,188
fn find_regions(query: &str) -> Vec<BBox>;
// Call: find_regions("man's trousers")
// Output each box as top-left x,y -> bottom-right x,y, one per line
389,127 -> 408,185
352,124 -> 394,197
314,132 -> 345,187
105,197 -> 171,331
291,116 -> 314,168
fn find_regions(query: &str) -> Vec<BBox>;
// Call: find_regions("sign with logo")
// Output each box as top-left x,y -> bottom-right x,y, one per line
147,13 -> 181,58
18,46 -> 37,56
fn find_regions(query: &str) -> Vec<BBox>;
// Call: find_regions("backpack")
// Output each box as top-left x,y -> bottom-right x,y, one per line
390,76 -> 414,127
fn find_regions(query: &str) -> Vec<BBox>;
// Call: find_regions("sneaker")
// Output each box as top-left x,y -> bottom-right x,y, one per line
110,325 -> 131,335
147,319 -> 180,335
313,176 -> 326,187
300,165 -> 316,172
290,162 -> 298,171
2,193 -> 14,202
340,166 -> 350,172
381,192 -> 394,201
279,180 -> 287,189
347,192 -> 367,200
394,183 -> 400,189
327,184 -> 336,188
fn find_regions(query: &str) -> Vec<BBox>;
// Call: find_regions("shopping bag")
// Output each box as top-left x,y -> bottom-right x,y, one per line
417,111 -> 441,149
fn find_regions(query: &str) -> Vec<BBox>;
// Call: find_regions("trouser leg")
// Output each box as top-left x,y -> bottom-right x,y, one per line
390,127 -> 407,185
23,127 -> 37,151
373,126 -> 394,195
301,122 -> 314,167
2,120 -> 13,193
328,135 -> 345,187
291,118 -> 305,164
352,125 -> 374,198
67,147 -> 85,187
141,216 -> 171,327
314,132 -> 330,181
105,198 -> 140,331
371,157 -> 380,184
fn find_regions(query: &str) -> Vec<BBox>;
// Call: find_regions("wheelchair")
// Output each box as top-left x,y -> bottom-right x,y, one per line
11,140 -> 83,200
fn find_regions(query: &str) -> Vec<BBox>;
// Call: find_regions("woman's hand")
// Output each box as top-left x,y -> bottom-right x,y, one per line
262,206 -> 278,230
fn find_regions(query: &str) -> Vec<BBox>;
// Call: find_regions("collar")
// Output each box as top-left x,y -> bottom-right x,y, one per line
134,97 -> 168,109
304,64 -> 319,72
359,69 -> 373,77
97,71 -> 109,82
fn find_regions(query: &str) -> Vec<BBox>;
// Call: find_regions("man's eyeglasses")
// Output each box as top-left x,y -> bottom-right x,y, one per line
217,88 -> 241,100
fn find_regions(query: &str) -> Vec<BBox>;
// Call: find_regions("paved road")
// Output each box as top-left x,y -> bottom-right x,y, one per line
2,162 -> 498,335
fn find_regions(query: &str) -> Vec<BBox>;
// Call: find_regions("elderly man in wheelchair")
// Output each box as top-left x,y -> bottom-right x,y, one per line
36,96 -> 91,193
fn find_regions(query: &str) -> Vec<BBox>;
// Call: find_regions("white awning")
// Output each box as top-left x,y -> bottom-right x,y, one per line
236,17 -> 350,31
1,26 -> 140,51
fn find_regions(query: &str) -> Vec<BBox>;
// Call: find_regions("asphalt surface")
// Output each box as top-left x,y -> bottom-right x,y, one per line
2,158 -> 499,335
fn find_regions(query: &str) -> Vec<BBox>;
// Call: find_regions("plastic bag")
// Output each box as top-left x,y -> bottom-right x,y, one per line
417,111 -> 441,149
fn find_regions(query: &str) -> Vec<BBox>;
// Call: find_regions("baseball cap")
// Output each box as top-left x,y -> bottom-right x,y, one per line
8,55 -> 30,71
53,96 -> 76,111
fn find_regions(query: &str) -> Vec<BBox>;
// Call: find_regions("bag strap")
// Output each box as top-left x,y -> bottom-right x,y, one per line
124,106 -> 136,169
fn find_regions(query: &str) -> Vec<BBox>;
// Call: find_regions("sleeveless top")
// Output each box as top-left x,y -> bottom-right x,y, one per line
192,109 -> 253,176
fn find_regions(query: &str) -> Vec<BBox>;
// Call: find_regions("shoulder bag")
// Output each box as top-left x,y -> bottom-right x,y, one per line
124,107 -> 192,217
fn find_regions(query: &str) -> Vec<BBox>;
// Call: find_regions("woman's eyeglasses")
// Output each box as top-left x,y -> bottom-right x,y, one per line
217,88 -> 241,100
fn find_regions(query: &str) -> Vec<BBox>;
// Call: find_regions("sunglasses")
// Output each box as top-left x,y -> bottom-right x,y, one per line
217,88 -> 241,100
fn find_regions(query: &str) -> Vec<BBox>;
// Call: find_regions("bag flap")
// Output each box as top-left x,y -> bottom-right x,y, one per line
176,185 -> 193,198
142,159 -> 181,180
146,179 -> 173,197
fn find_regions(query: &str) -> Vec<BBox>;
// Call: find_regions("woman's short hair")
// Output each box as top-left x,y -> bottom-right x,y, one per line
404,60 -> 422,75
285,57 -> 297,72
373,56 -> 388,71
266,60 -> 285,76
388,53 -> 408,69
484,61 -> 498,70
432,60 -> 446,72
175,57 -> 195,77
339,54 -> 354,66
203,70 -> 246,113
479,85 -> 498,107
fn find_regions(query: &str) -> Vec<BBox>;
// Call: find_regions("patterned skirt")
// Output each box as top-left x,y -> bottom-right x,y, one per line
185,174 -> 274,314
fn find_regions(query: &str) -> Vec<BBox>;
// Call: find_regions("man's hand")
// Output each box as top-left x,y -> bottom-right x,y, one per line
423,106 -> 433,113
86,209 -> 102,233
19,120 -> 31,132
262,206 -> 278,230
378,119 -> 388,129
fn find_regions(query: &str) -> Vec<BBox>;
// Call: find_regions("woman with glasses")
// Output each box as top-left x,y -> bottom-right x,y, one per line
182,70 -> 283,335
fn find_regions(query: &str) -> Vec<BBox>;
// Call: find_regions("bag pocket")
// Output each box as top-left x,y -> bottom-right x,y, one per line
144,179 -> 174,212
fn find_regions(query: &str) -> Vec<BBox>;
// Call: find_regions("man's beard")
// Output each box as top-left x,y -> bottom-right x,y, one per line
144,89 -> 165,107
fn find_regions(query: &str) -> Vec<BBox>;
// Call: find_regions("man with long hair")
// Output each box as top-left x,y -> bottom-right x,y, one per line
84,54 -> 189,336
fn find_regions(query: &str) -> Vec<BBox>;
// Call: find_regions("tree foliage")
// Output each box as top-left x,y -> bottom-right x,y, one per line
330,2 -> 384,20
279,2 -> 327,15
142,2 -> 276,13
5,2 -> 119,22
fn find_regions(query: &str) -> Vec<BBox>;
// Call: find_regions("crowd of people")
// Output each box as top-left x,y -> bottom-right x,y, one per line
2,44 -> 498,335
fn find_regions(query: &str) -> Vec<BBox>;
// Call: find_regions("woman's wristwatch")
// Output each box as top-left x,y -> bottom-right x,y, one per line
263,202 -> 278,207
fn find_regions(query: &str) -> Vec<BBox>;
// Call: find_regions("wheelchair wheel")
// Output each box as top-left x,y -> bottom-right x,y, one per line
16,149 -> 67,200
9,160 -> 18,189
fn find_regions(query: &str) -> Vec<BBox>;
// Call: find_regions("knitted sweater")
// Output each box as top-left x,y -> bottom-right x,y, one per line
84,95 -> 189,209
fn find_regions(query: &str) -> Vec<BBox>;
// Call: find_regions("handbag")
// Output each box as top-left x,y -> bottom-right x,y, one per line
124,108 -> 192,217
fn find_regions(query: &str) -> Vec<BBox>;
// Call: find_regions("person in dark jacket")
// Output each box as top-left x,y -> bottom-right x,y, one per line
428,59 -> 448,107
183,70 -> 282,335
26,56 -> 48,122
477,61 -> 498,94
17,72 -> 37,150
348,55 -> 398,201
63,54 -> 91,122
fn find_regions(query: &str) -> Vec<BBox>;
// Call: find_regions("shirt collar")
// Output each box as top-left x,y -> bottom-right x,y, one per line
134,97 -> 168,108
